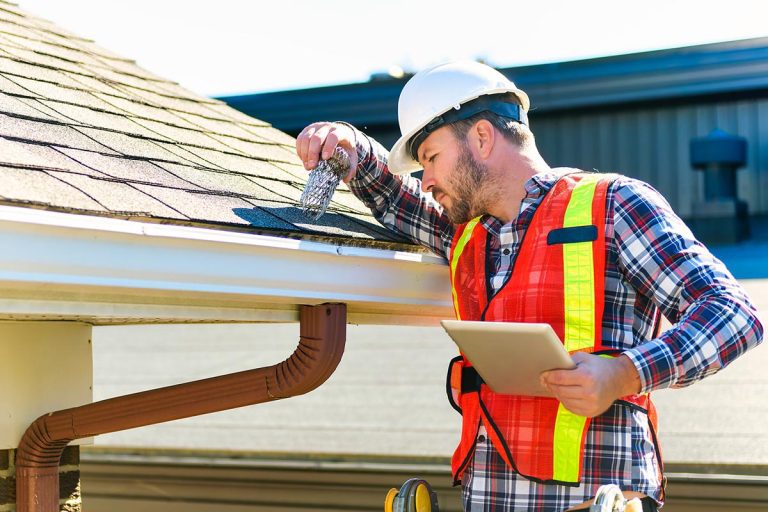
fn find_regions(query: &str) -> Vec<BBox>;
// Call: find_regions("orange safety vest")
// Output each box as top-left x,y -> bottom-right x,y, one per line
446,173 -> 660,486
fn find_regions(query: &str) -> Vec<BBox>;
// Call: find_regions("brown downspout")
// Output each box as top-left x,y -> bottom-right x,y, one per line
15,303 -> 346,512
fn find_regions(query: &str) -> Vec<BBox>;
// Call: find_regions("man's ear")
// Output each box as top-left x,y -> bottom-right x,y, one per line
470,119 -> 495,159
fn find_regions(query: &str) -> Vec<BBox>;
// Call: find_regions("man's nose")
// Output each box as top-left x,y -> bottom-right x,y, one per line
421,165 -> 435,193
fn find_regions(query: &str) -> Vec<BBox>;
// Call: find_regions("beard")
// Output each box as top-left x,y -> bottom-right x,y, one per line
440,142 -> 494,224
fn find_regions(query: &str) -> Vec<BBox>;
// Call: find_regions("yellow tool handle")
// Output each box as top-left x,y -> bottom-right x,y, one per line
385,488 -> 398,512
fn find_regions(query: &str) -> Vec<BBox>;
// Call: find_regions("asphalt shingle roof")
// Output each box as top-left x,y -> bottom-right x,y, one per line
0,1 -> 411,248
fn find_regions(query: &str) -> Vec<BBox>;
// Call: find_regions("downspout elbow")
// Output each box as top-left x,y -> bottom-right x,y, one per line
267,303 -> 347,398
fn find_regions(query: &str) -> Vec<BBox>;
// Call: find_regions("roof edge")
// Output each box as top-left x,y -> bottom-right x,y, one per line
0,205 -> 452,325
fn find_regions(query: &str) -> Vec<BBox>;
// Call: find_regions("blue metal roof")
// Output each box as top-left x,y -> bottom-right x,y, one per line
221,37 -> 768,134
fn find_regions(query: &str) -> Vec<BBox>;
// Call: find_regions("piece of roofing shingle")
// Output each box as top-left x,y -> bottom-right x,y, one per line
4,73 -> 102,106
129,117 -> 225,149
57,147 -> 204,189
0,89 -> 60,121
186,138 -> 295,165
0,16 -> 45,41
67,74 -> 134,99
242,125 -> 297,146
40,100 -> 173,140
0,73 -> 35,96
206,133 -> 293,158
0,53 -> 81,86
151,141 -> 224,169
0,137 -> 104,176
244,176 -> 305,203
62,37 -> 134,63
0,165 -> 106,211
81,63 -> 170,91
1,42 -> 94,75
152,80 -> 223,104
132,183 -> 284,228
165,146 -> 270,175
0,113 -> 118,153
93,93 -> 203,130
15,96 -> 85,123
339,211 -> 407,241
203,101 -> 271,127
0,31 -> 99,67
171,110 -> 265,140
74,126 -> 185,160
152,162 -> 270,198
116,85 -> 236,120
49,170 -> 188,219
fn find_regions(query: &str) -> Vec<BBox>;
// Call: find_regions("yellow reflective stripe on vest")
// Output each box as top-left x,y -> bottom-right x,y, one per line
450,217 -> 482,320
562,175 -> 599,352
552,174 -> 601,483
553,403 -> 588,482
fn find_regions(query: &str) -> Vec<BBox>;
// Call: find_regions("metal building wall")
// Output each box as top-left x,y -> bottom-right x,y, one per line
532,99 -> 768,218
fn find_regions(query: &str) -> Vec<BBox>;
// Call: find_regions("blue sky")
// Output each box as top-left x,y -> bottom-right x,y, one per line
17,0 -> 768,97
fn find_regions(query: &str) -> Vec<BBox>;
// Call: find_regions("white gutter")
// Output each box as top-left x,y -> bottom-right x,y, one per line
0,205 -> 453,326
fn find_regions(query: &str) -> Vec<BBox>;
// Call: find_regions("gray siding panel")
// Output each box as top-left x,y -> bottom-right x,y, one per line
757,100 -> 767,211
533,99 -> 768,217
79,454 -> 768,512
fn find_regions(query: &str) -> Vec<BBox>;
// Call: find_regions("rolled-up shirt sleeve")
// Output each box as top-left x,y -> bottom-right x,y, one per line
347,129 -> 455,259
614,178 -> 763,392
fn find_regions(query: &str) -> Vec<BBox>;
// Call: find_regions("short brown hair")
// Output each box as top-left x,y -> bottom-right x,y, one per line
449,93 -> 533,148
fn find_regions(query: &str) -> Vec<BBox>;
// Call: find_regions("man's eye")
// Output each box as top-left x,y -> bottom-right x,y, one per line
428,154 -> 436,163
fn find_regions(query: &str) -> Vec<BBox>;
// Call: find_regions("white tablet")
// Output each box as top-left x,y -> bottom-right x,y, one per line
440,320 -> 576,397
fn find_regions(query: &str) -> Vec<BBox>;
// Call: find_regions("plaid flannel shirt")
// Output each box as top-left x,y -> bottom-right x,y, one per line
347,130 -> 763,511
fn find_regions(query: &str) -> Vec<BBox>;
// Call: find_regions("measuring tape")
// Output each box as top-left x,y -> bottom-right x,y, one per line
590,484 -> 645,512
384,478 -> 439,512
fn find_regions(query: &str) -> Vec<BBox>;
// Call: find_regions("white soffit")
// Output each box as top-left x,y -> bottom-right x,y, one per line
0,205 -> 453,326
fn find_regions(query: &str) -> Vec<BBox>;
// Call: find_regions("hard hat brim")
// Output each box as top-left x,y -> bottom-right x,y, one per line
389,132 -> 426,176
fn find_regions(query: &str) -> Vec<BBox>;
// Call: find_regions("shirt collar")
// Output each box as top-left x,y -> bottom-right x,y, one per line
481,168 -> 579,236
529,168 -> 579,196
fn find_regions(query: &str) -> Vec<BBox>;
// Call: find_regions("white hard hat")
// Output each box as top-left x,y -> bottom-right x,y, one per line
389,60 -> 530,175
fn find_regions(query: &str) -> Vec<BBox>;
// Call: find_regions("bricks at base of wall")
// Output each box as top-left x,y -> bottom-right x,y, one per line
60,481 -> 80,512
0,447 -> 81,512
0,479 -> 13,509
0,449 -> 14,507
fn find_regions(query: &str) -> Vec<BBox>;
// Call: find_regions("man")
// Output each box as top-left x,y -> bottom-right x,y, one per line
295,61 -> 763,511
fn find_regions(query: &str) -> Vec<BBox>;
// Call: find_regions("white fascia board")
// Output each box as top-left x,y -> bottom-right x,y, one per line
0,205 -> 453,325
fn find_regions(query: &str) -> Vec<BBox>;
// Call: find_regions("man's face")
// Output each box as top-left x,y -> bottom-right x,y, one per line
417,126 -> 492,224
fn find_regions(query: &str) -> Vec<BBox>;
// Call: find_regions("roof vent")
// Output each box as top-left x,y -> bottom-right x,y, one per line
688,129 -> 749,245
